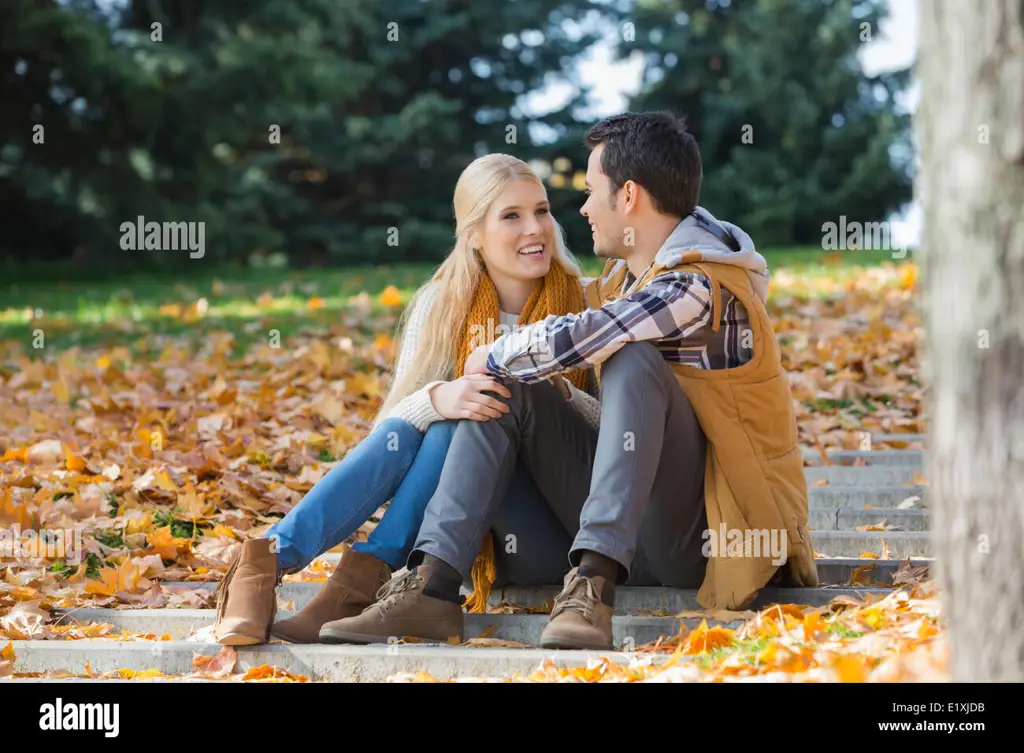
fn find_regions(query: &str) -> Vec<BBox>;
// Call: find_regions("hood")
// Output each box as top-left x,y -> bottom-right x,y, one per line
652,206 -> 770,302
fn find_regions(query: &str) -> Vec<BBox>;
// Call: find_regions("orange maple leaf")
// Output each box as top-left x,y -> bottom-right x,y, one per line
681,621 -> 735,654
146,526 -> 179,560
84,558 -> 146,596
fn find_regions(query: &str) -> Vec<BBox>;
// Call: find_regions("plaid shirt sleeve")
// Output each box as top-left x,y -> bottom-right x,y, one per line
484,271 -> 713,383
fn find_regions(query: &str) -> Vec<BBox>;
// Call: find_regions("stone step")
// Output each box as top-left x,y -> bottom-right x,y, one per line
869,433 -> 926,445
803,449 -> 925,467
813,556 -> 929,584
809,508 -> 928,531
808,486 -> 926,509
49,609 -> 749,646
804,466 -> 922,486
5,640 -> 677,682
157,568 -> 916,613
810,531 -> 930,559
52,585 -> 895,628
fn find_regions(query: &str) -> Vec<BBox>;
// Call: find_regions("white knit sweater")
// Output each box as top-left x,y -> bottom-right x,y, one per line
383,282 -> 602,432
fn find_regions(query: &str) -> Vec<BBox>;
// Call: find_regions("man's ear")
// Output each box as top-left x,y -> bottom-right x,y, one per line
621,180 -> 640,214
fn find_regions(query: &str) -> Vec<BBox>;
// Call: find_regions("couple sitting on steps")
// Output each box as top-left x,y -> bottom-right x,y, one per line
211,110 -> 818,651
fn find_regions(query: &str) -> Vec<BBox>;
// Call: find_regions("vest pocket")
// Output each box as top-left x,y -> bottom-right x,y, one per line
763,447 -> 809,546
730,372 -> 798,460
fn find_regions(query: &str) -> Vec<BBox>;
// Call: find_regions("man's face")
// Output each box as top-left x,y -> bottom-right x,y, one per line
580,144 -> 628,259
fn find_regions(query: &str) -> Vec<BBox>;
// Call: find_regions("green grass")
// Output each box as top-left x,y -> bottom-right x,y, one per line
0,247 -> 910,354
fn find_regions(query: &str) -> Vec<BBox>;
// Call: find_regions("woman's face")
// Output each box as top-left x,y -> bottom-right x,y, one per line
474,179 -> 555,284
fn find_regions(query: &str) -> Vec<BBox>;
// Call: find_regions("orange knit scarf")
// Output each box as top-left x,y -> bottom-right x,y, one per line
455,262 -> 588,612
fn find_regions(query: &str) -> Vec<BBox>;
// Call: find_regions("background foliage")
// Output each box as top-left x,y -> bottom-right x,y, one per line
0,0 -> 914,278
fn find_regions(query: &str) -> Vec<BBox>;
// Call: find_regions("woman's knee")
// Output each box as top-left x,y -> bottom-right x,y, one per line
420,419 -> 458,449
372,417 -> 424,455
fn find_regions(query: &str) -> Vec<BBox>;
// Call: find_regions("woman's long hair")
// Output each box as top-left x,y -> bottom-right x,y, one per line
375,154 -> 583,420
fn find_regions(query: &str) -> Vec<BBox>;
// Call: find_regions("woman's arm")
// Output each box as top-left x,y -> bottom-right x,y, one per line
377,284 -> 448,432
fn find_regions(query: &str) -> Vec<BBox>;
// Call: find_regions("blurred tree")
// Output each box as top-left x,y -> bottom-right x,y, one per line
284,0 -> 605,266
918,0 -> 1024,682
0,0 -> 604,273
614,0 -> 914,246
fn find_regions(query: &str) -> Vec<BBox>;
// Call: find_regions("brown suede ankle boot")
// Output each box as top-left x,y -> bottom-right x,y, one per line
270,546 -> 393,644
212,538 -> 280,645
318,558 -> 465,645
538,567 -> 614,650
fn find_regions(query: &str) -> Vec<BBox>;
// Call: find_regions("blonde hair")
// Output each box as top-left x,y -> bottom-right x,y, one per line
376,153 -> 583,419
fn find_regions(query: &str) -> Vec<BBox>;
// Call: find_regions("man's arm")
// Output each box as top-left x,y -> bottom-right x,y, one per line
481,271 -> 713,383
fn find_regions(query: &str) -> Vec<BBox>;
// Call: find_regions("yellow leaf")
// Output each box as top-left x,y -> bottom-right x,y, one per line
1,447 -> 29,463
65,447 -> 87,472
681,620 -> 735,655
146,526 -> 178,560
378,285 -> 403,306
900,264 -> 916,290
833,654 -> 868,682
111,668 -> 166,680
802,612 -> 823,642
860,606 -> 886,630
211,525 -> 239,540
125,512 -> 154,535
53,377 -> 71,404
177,484 -> 210,518
755,642 -> 811,673
241,665 -> 310,682
0,488 -> 34,528
84,558 -> 146,596
0,640 -> 15,677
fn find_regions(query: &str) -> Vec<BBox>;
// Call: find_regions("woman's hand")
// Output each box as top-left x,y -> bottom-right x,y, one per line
463,344 -> 491,375
429,374 -> 513,421
548,373 -> 571,400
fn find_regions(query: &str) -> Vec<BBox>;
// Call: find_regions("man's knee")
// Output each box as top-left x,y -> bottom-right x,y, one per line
499,378 -> 565,414
600,342 -> 673,387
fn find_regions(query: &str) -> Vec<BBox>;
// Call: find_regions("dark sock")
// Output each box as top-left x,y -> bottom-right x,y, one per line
419,553 -> 465,605
578,551 -> 618,606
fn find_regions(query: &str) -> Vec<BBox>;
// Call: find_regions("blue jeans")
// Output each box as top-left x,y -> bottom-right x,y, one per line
266,417 -> 458,574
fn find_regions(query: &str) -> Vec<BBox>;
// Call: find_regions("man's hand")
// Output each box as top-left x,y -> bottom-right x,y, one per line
464,344 -> 491,376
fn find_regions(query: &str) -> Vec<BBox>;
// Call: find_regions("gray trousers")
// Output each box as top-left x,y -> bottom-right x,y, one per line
409,341 -> 709,588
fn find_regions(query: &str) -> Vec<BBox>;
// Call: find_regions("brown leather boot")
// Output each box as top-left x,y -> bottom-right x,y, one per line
538,567 -> 614,650
269,546 -> 392,644
318,561 -> 464,645
212,538 -> 280,645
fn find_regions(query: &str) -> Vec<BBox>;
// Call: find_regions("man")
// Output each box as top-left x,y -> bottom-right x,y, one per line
319,111 -> 818,650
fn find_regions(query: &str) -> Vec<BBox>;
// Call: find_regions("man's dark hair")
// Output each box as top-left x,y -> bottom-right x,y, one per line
583,111 -> 702,217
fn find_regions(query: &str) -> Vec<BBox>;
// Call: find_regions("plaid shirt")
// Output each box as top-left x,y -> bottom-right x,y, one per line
484,267 -> 753,387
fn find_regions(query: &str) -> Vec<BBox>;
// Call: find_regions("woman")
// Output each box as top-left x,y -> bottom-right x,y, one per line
212,154 -> 601,645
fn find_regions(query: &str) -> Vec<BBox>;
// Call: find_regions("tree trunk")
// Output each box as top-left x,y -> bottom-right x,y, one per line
917,0 -> 1024,681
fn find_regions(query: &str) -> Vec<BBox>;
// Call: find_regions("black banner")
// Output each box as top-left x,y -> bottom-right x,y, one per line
4,680 -> 1001,744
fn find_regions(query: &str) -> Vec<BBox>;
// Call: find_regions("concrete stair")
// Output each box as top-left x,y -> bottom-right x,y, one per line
4,437 -> 934,681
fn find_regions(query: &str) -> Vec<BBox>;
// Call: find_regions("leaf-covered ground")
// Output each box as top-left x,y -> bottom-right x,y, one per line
0,252 -> 940,681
